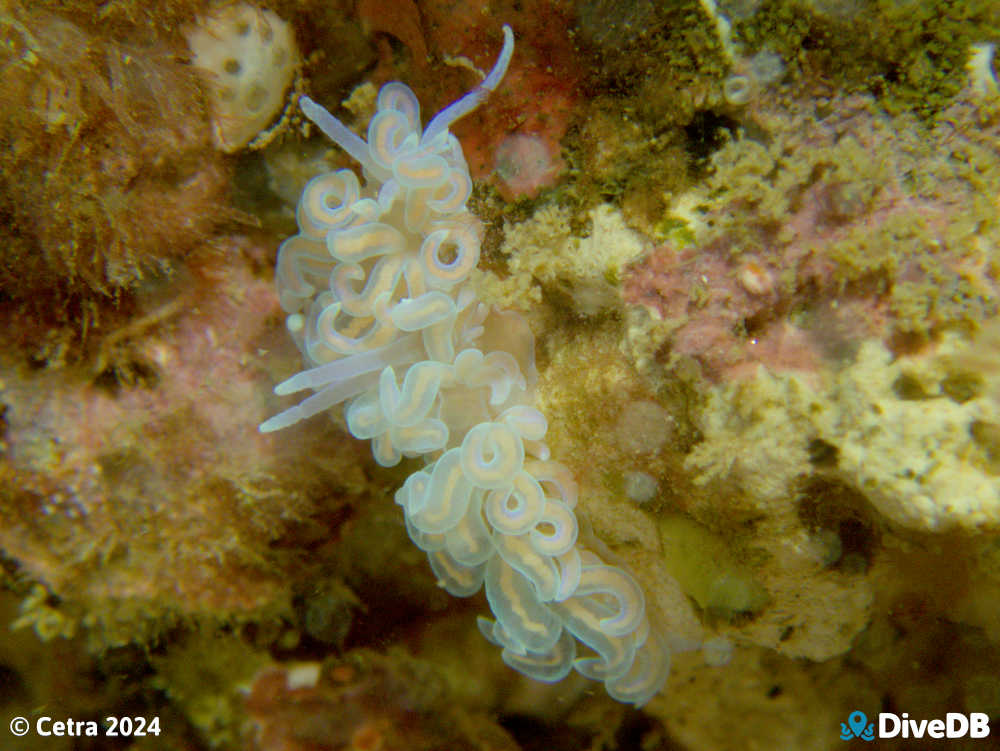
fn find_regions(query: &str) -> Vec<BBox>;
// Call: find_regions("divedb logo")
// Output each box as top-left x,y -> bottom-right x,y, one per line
840,710 -> 991,741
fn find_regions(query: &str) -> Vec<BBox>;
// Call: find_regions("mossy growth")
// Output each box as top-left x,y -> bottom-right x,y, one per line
734,0 -> 1000,119
28,0 -> 206,44
151,627 -> 270,748
823,204 -> 995,338
560,0 -> 737,229
657,514 -> 769,622
11,585 -> 77,641
674,85 -> 1000,342
575,0 -> 730,108
0,3 -> 236,368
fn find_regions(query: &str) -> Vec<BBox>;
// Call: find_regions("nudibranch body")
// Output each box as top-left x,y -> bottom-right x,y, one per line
261,25 -> 670,707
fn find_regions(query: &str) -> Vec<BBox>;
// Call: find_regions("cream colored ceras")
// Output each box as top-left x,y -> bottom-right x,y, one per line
260,26 -> 670,706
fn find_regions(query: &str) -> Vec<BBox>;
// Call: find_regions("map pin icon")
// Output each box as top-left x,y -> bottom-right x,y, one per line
848,711 -> 868,737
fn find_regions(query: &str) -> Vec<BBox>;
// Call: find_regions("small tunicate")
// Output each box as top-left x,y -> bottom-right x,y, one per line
494,133 -> 562,199
702,635 -> 734,666
748,49 -> 785,86
616,401 -> 673,455
623,470 -> 659,504
723,74 -> 752,106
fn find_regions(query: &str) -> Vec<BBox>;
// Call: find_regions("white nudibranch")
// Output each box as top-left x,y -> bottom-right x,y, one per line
260,24 -> 670,706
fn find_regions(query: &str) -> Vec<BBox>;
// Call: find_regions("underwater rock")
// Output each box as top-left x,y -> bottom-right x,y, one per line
3,2 -> 1000,749
691,335 -> 1000,533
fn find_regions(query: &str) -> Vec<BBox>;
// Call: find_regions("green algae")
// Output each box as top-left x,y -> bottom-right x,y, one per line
152,629 -> 269,748
654,216 -> 697,247
735,0 -> 1000,119
657,514 -> 769,621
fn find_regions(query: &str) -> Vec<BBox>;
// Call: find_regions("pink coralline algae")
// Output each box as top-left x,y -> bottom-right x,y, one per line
407,0 -> 578,197
624,242 -> 833,381
623,92 -> 1000,382
351,0 -> 578,200
0,236 -> 371,636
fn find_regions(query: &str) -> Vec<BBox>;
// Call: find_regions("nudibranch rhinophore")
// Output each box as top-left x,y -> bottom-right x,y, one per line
261,25 -> 670,706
